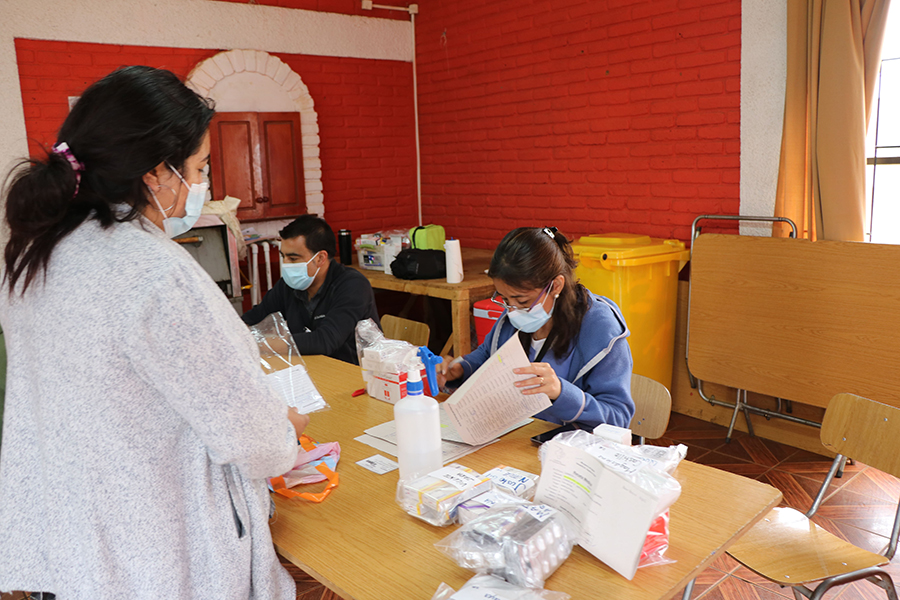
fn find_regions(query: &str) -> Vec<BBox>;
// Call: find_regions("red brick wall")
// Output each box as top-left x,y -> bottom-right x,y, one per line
14,39 -> 417,234
416,0 -> 741,248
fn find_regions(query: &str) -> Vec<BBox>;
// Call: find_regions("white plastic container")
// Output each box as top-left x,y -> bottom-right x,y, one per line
394,360 -> 443,482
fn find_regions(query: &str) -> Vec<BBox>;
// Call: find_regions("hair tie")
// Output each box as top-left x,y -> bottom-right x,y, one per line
542,226 -> 558,239
52,142 -> 85,197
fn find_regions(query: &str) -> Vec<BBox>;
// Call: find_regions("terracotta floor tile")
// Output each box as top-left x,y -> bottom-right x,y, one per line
818,489 -> 898,540
697,575 -> 794,600
756,470 -> 817,511
695,451 -> 770,477
833,578 -> 900,600
729,565 -> 794,598
717,436 -> 798,468
841,470 -> 900,504
682,566 -> 731,600
710,552 -> 742,574
778,451 -> 864,477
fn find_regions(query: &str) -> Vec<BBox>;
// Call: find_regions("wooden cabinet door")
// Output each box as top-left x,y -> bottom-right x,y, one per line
208,111 -> 306,221
209,112 -> 265,220
259,112 -> 306,218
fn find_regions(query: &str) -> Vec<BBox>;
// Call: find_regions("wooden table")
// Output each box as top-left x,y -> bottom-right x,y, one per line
351,248 -> 495,356
271,356 -> 783,600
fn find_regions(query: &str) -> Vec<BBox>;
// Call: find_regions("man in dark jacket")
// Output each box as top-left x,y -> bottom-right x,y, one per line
242,215 -> 379,364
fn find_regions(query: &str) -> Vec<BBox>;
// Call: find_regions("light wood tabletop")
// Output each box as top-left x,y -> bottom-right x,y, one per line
350,247 -> 495,357
270,355 -> 783,600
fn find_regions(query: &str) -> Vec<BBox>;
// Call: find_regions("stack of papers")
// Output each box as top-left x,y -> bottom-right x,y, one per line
355,407 -> 532,464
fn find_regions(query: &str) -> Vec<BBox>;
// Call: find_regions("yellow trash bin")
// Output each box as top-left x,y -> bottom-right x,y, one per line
571,233 -> 690,391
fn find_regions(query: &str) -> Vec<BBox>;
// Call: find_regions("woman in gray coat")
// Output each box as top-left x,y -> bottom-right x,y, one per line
0,66 -> 307,599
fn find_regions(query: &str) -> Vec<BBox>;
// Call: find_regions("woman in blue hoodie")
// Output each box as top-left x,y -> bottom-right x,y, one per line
440,227 -> 634,428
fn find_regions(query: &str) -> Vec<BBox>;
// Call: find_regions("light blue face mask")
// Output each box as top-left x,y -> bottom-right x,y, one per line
507,283 -> 557,333
282,252 -> 322,291
146,163 -> 209,238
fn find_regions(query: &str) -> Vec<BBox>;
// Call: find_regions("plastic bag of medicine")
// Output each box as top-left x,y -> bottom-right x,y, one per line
434,503 -> 577,589
249,312 -> 329,414
535,430 -> 681,578
430,575 -> 570,600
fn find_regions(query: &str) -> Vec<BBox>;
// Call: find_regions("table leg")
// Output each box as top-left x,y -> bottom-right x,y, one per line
450,294 -> 472,357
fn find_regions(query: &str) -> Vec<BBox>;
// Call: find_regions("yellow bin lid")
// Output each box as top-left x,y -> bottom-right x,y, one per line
572,233 -> 689,269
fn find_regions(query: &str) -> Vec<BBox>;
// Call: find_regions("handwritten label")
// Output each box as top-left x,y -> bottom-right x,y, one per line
485,468 -> 534,496
523,504 -> 556,522
431,465 -> 481,490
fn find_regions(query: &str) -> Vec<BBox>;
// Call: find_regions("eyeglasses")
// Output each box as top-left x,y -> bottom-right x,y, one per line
491,282 -> 553,312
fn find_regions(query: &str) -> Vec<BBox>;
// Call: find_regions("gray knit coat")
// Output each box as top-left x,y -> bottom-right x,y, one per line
0,217 -> 299,599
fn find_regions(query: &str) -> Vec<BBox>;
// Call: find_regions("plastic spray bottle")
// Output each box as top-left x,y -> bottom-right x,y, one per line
394,357 -> 442,482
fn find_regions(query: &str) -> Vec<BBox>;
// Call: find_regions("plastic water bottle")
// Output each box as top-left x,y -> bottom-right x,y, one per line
394,360 -> 443,482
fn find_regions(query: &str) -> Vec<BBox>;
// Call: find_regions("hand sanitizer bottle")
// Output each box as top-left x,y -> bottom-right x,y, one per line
394,359 -> 443,482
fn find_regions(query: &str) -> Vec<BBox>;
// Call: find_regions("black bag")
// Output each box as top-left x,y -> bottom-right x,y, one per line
390,248 -> 446,279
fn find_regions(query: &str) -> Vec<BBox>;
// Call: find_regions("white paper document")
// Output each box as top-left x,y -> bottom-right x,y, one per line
356,454 -> 399,474
534,441 -> 659,580
442,335 -> 551,445
363,409 -> 531,446
267,363 -> 327,414
354,432 -> 497,464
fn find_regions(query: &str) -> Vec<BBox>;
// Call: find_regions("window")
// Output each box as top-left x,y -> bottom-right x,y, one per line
865,3 -> 900,243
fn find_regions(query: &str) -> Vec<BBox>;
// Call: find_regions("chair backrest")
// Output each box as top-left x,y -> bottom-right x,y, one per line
381,315 -> 430,347
821,393 -> 900,479
630,373 -> 672,440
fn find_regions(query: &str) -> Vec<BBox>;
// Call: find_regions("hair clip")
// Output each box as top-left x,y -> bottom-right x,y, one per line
542,227 -> 557,239
52,142 -> 85,197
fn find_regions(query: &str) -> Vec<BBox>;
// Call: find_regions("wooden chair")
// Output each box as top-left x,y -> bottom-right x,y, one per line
629,373 -> 672,443
380,315 -> 430,348
727,393 -> 900,600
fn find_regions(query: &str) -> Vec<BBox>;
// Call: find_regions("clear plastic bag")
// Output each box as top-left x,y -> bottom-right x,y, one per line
457,489 -> 530,525
397,464 -> 492,526
430,574 -> 571,600
249,312 -> 329,414
536,430 -> 681,574
434,503 -> 578,589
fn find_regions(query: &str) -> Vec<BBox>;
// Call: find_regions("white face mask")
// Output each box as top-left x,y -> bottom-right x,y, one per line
146,163 -> 209,238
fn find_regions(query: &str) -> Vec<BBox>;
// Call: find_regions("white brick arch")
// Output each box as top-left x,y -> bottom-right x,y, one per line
187,49 -> 324,217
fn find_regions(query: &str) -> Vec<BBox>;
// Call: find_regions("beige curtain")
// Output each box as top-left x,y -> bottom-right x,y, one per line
774,0 -> 891,240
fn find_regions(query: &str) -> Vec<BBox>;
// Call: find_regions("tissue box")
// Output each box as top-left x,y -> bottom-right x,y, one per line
399,464 -> 492,526
483,465 -> 539,500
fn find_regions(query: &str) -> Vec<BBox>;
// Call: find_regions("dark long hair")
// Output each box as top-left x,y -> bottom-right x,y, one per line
488,227 -> 589,358
3,66 -> 215,294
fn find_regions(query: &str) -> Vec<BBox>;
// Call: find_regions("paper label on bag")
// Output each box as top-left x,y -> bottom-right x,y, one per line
486,469 -> 533,495
585,443 -> 645,475
356,454 -> 398,474
432,466 -> 480,490
267,364 -> 325,414
523,504 -> 556,522
450,585 -> 516,600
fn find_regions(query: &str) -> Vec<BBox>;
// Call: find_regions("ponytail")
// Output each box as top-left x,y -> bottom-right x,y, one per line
3,151 -> 92,293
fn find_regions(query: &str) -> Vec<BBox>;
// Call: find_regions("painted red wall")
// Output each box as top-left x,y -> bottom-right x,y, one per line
415,0 -> 741,248
14,39 -> 417,235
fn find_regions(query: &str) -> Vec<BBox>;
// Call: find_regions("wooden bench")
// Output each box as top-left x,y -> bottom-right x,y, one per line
686,232 -> 900,440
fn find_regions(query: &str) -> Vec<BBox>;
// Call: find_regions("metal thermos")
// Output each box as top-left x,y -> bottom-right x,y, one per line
339,229 -> 352,265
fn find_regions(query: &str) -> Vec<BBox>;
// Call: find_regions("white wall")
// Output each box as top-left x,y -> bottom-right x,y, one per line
0,0 -> 411,176
740,0 -> 788,232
